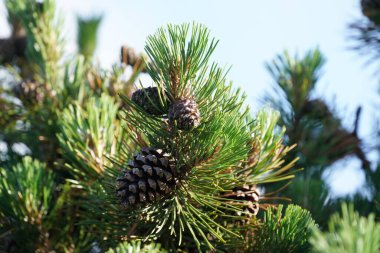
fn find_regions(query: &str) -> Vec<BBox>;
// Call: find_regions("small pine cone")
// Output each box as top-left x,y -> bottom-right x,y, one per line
301,99 -> 332,119
121,45 -> 137,66
131,87 -> 168,115
116,147 -> 178,208
232,185 -> 260,218
168,99 -> 200,130
12,81 -> 45,105
361,0 -> 380,24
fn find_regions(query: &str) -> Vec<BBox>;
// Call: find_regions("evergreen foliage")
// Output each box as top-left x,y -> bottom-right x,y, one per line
263,49 -> 368,225
264,49 -> 365,169
0,1 -> 298,251
252,204 -> 316,253
0,0 -> 379,252
57,94 -> 122,179
310,204 -> 380,253
75,24 -> 297,251
106,241 -> 166,253
349,1 -> 380,221
0,157 -> 55,252
77,16 -> 102,61
350,0 -> 380,66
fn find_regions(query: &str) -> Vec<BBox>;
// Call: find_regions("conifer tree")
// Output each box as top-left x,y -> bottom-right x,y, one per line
1,1 -> 379,252
0,1 -> 310,252
347,0 -> 380,219
262,49 -> 369,225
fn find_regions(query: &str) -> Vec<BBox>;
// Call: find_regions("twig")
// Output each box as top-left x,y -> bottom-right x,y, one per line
121,45 -> 148,73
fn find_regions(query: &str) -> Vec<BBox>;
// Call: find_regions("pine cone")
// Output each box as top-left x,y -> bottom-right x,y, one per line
0,37 -> 26,63
231,185 -> 260,218
116,147 -> 178,208
131,87 -> 168,115
361,0 -> 380,24
121,45 -> 137,66
168,99 -> 200,130
12,81 -> 46,105
301,99 -> 333,120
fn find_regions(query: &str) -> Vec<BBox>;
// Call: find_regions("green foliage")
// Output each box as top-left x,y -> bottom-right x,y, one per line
145,23 -> 218,99
264,49 -> 360,168
310,203 -> 380,253
0,2 -> 299,251
0,156 -> 55,251
60,56 -> 88,106
106,241 -> 167,253
6,0 -> 64,86
57,94 -> 123,179
252,204 -> 317,253
3,0 -> 66,165
349,4 -> 380,67
246,109 -> 297,185
77,23 -> 298,251
77,16 -> 102,61
0,156 -> 95,252
265,49 -> 325,117
0,156 -> 55,222
263,49 -> 367,226
0,1 -> 138,251
1,1 -> 378,252
286,177 -> 340,224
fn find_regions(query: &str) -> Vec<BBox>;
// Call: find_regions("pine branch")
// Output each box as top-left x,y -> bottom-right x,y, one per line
1,5 -> 300,250
0,157 -> 56,252
252,204 -> 317,253
264,49 -> 368,169
57,94 -> 124,181
144,23 -> 218,99
77,16 -> 102,61
82,23 -> 299,251
310,203 -> 380,253
106,240 -> 167,253
7,0 -> 65,86
349,19 -> 380,67
264,49 -> 325,117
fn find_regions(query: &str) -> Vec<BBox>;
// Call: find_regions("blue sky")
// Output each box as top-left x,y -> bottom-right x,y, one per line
1,0 -> 378,196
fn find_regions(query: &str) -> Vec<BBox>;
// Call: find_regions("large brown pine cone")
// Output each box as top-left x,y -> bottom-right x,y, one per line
116,147 -> 178,208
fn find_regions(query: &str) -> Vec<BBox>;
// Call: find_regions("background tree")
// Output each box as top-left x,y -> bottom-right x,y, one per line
345,0 -> 380,218
260,0 -> 380,250
262,49 -> 371,225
